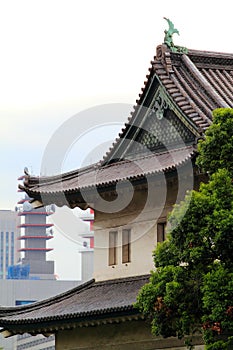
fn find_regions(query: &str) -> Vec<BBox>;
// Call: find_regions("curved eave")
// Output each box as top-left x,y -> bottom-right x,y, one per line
22,146 -> 196,209
100,53 -> 157,164
1,305 -> 136,325
0,311 -> 143,337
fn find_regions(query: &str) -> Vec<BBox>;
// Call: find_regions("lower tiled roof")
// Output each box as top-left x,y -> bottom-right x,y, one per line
21,145 -> 195,198
0,275 -> 150,334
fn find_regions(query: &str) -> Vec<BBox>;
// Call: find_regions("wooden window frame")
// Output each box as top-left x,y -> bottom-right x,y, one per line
122,229 -> 131,263
157,222 -> 166,243
109,231 -> 118,266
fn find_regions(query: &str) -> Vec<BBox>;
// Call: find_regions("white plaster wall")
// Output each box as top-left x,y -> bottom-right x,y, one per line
92,162 -> 202,281
94,219 -> 158,281
93,182 -> 175,281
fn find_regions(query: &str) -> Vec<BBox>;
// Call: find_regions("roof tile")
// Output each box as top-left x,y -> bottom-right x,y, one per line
0,275 -> 150,328
19,43 -> 233,206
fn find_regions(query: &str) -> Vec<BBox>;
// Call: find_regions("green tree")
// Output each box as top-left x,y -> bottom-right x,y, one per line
197,108 -> 233,177
136,109 -> 233,349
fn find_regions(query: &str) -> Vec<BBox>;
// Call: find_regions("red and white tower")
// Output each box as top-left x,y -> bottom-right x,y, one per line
17,175 -> 55,279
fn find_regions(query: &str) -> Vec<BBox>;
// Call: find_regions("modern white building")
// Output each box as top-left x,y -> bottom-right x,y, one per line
0,195 -> 81,349
0,210 -> 21,279
78,208 -> 94,281
0,278 -> 80,350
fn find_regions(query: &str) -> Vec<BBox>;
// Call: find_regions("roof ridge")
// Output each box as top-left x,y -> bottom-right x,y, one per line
24,162 -> 99,186
181,54 -> 229,108
187,48 -> 233,59
93,274 -> 151,287
101,58 -> 155,165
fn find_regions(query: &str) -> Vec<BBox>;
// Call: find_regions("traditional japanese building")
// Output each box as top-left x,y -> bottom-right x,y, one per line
1,21 -> 233,349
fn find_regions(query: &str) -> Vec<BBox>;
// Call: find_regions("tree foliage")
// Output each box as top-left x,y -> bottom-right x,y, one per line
197,108 -> 233,177
136,109 -> 233,349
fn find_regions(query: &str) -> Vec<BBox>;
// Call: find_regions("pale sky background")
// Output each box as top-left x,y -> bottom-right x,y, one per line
1,0 -> 233,280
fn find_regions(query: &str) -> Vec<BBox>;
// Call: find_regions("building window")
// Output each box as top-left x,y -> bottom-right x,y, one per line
122,229 -> 131,263
6,232 -> 9,246
109,231 -> 118,265
16,300 -> 36,306
0,232 -> 3,266
11,232 -> 14,265
157,222 -> 166,242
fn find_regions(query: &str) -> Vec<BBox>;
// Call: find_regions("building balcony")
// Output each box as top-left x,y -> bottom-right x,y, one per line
17,223 -> 53,228
18,211 -> 54,216
79,232 -> 94,238
18,248 -> 53,252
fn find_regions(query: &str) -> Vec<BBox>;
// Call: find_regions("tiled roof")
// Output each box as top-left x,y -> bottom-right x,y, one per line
142,46 -> 233,129
103,45 -> 233,163
21,145 -> 195,197
20,44 -> 233,206
0,275 -> 150,334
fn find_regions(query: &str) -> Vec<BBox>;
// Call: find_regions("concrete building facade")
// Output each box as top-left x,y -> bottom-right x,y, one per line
0,210 -> 20,279
79,209 -> 94,281
0,278 -> 80,350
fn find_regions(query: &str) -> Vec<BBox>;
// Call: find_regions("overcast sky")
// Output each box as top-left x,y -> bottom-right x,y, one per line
1,0 -> 233,279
